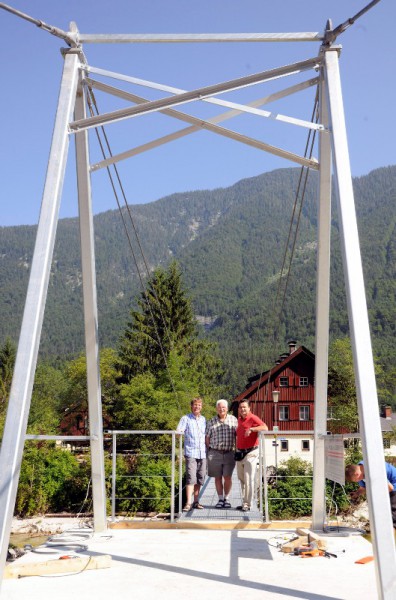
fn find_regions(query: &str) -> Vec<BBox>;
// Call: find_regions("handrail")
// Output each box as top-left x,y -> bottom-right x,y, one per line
24,429 -> 317,523
110,430 -> 182,523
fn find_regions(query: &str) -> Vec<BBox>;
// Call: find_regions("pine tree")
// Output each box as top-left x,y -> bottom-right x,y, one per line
118,261 -> 198,380
0,337 -> 16,434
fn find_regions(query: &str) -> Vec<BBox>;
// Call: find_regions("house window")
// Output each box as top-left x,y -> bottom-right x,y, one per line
302,440 -> 310,451
279,406 -> 289,421
280,440 -> 289,452
279,376 -> 289,387
299,377 -> 308,387
299,406 -> 310,421
383,438 -> 391,449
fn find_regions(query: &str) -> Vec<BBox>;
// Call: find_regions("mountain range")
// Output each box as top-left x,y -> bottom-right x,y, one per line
1,164 -> 395,395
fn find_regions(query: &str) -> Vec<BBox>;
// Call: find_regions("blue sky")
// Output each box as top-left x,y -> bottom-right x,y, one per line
1,0 -> 394,226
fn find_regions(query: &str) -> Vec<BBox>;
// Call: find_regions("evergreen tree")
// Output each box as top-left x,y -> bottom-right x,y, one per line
118,261 -> 198,380
327,338 -> 359,433
0,337 -> 16,435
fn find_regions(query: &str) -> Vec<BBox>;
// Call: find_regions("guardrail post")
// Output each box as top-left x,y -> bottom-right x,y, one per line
262,433 -> 269,522
111,433 -> 117,522
170,432 -> 175,523
258,432 -> 263,517
178,435 -> 183,516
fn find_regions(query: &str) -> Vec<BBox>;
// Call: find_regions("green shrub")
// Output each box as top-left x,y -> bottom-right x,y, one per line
267,456 -> 313,519
16,443 -> 90,516
113,454 -> 173,514
265,454 -> 361,520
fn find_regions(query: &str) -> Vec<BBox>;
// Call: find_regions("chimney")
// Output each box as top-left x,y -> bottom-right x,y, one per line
385,405 -> 392,419
288,339 -> 297,354
280,353 -> 289,361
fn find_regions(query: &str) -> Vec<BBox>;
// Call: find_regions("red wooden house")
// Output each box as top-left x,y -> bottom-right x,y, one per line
232,341 -> 315,432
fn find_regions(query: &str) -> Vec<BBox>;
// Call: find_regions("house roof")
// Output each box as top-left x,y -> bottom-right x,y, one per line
234,345 -> 315,402
380,413 -> 396,432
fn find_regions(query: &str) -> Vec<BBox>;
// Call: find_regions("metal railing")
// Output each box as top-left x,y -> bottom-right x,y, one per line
108,430 -> 183,523
259,430 -> 315,522
24,430 -> 316,523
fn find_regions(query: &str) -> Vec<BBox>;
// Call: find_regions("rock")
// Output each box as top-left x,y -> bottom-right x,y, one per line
11,517 -> 92,535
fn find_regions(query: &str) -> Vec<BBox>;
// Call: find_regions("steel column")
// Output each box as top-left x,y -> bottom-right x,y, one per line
312,68 -> 332,530
324,47 -> 396,599
0,51 -> 80,590
74,73 -> 107,533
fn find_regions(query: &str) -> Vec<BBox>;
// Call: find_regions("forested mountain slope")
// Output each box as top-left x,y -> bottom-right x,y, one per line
1,165 -> 395,394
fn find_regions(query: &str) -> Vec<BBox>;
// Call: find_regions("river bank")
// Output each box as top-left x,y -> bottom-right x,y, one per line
11,516 -> 92,536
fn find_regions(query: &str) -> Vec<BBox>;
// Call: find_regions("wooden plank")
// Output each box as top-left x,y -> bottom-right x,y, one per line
295,527 -> 327,549
296,527 -> 321,540
4,554 -> 111,579
281,535 -> 309,553
109,520 -> 313,530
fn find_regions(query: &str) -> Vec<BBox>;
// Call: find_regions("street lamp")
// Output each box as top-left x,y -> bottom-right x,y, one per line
272,389 -> 280,430
272,390 -> 280,484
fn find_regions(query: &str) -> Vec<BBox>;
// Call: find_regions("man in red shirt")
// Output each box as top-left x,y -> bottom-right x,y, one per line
236,400 -> 268,511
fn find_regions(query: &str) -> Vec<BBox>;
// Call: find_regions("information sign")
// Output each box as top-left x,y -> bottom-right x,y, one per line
325,437 -> 345,485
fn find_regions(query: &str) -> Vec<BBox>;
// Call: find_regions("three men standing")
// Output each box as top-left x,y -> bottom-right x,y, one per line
179,397 -> 267,512
177,397 -> 207,511
236,400 -> 268,512
205,399 -> 238,509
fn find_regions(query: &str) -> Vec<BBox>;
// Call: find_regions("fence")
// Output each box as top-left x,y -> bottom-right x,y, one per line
259,431 -> 315,522
108,430 -> 183,523
24,430 -> 317,522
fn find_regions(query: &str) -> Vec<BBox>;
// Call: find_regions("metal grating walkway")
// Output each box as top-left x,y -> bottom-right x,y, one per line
178,471 -> 262,522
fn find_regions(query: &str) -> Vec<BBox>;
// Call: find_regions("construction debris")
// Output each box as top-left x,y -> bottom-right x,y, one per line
4,554 -> 111,579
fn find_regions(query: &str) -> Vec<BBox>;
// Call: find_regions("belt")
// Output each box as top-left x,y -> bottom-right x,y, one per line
236,446 -> 258,453
209,447 -> 233,452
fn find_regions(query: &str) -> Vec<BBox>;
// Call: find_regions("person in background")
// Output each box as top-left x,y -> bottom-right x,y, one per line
205,399 -> 237,509
236,400 -> 268,512
345,461 -> 396,528
177,397 -> 206,511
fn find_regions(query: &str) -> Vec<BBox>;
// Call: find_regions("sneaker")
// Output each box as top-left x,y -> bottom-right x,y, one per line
242,503 -> 250,512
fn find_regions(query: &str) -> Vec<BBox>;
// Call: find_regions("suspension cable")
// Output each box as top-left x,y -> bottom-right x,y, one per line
0,2 -> 77,47
324,0 -> 382,46
253,87 -> 319,411
84,85 -> 181,407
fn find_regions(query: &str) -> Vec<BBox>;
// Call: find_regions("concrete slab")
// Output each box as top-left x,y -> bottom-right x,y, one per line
3,526 -> 377,600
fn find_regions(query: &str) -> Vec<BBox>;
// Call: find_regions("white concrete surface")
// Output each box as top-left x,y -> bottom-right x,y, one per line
3,527 -> 377,600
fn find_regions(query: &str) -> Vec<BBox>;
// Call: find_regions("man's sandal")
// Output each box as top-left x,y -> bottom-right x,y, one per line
215,500 -> 224,509
183,503 -> 192,512
192,502 -> 204,509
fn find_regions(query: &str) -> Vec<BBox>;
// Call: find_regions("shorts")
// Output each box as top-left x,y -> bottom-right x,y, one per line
390,490 -> 396,528
185,457 -> 207,486
207,449 -> 235,478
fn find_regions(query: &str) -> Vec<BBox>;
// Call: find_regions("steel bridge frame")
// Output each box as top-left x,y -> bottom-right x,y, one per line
0,22 -> 395,599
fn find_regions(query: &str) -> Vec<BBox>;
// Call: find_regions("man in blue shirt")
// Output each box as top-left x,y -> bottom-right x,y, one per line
345,461 -> 396,528
177,398 -> 206,512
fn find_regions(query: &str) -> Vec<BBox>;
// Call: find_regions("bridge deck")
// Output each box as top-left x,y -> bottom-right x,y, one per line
178,471 -> 262,522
